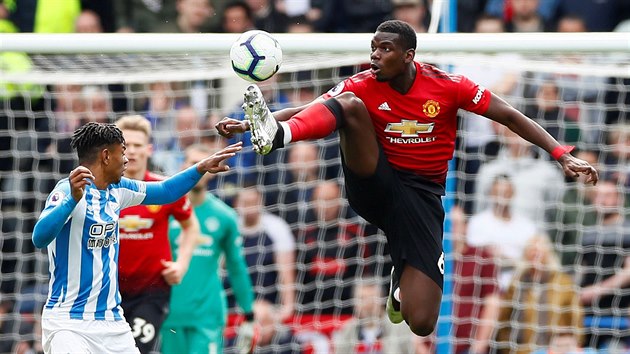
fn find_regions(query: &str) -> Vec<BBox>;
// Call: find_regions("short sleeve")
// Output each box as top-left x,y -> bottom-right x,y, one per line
115,177 -> 147,209
466,213 -> 488,247
169,195 -> 193,222
322,77 -> 357,100
457,75 -> 492,115
261,213 -> 295,253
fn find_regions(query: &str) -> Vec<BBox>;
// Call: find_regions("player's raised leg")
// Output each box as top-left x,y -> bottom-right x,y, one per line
243,84 -> 379,177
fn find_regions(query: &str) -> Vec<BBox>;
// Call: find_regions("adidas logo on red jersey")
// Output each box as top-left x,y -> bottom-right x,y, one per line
378,102 -> 391,111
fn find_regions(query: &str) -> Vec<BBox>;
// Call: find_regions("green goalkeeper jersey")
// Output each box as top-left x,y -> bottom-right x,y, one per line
165,193 -> 254,328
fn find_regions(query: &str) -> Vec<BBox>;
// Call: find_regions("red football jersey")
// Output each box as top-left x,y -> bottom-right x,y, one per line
323,61 -> 491,185
118,171 -> 193,295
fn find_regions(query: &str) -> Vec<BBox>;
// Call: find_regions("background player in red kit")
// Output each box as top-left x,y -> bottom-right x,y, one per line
216,20 -> 598,337
115,115 -> 199,353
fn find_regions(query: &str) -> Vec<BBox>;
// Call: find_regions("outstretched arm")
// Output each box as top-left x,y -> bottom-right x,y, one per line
484,93 -> 598,184
142,142 -> 242,205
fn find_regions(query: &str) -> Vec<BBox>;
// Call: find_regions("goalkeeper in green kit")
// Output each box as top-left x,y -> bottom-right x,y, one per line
161,144 -> 255,354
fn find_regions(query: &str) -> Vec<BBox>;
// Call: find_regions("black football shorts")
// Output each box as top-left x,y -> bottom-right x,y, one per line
342,147 -> 445,289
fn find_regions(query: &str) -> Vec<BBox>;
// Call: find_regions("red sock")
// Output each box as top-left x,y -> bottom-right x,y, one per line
286,102 -> 339,142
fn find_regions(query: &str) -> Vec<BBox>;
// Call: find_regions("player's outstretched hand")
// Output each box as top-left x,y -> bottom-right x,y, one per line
196,142 -> 243,174
215,117 -> 250,138
558,154 -> 599,185
69,166 -> 95,202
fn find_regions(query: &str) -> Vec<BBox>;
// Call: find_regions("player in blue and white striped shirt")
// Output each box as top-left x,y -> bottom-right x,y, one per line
32,122 -> 242,353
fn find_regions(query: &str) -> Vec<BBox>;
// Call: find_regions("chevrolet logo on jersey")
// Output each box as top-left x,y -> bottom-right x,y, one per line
385,120 -> 435,137
119,215 -> 154,232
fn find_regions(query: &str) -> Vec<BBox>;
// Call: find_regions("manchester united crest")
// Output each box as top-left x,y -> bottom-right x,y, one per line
422,100 -> 440,118
147,205 -> 161,213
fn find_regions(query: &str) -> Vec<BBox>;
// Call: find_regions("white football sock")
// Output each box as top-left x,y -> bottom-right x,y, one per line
279,121 -> 292,145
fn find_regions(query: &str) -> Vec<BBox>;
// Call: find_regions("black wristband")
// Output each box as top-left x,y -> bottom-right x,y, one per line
244,312 -> 255,322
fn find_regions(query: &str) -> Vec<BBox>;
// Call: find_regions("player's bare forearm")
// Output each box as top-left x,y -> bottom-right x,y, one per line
276,251 -> 296,320
484,93 -> 560,153
175,215 -> 200,273
484,93 -> 598,183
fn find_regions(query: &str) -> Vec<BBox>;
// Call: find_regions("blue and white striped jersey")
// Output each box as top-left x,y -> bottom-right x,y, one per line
39,177 -> 146,321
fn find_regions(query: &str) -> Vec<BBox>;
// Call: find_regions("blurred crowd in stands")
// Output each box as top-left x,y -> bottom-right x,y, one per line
1,0 -> 630,34
1,0 -> 629,353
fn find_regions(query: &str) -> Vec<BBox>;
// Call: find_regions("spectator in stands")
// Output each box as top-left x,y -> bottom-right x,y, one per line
246,0 -> 289,33
153,106 -> 201,175
156,0 -> 214,33
604,123 -> 630,191
332,277 -> 417,354
116,115 -> 199,354
295,180 -> 366,316
532,331 -> 598,354
456,0 -> 487,32
455,14 -> 519,214
554,0 -> 629,32
505,0 -> 553,32
285,14 -> 314,33
339,0 -> 392,33
579,179 -> 630,349
391,0 -> 427,33
137,82 -> 187,151
82,86 -> 113,125
474,122 -> 566,226
525,80 -> 581,146
251,299 -> 302,354
0,296 -> 19,353
548,149 -> 599,268
468,174 -> 538,290
74,9 -> 103,33
485,0 -> 559,29
494,234 -> 583,354
265,141 -> 321,229
556,14 -> 587,32
114,0 -> 177,32
232,186 -> 296,321
162,143 -> 255,354
535,14 -> 607,146
450,205 -> 500,354
52,84 -> 85,134
7,0 -> 80,33
220,1 -> 256,33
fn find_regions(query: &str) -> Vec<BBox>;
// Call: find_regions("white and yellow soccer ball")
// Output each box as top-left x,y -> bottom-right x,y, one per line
230,30 -> 283,82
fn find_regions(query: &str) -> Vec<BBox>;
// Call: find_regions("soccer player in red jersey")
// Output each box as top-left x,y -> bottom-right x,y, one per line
115,115 -> 200,353
216,20 -> 599,336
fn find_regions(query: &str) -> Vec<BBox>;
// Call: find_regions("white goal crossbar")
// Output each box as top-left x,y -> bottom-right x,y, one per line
1,32 -> 628,53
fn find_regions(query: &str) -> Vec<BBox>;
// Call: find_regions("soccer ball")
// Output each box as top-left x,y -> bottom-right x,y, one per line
230,30 -> 283,83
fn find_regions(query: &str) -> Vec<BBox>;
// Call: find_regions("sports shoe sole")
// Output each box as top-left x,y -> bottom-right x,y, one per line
242,84 -> 277,155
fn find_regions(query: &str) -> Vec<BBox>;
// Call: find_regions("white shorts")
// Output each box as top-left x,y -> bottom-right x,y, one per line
42,317 -> 140,354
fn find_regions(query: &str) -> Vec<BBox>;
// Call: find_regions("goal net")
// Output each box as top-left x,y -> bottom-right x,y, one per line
1,32 -> 628,353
